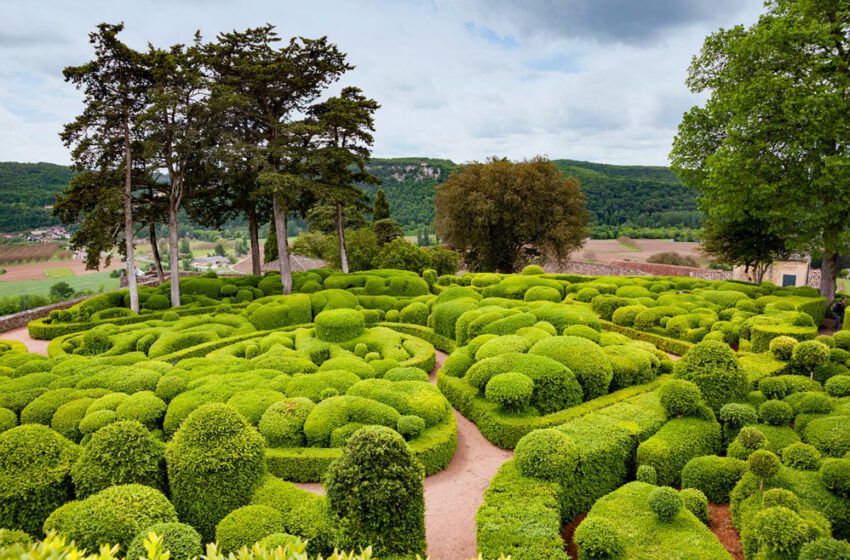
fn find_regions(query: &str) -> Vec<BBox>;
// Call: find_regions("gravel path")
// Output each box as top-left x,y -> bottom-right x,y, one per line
295,350 -> 513,560
1,326 -> 49,355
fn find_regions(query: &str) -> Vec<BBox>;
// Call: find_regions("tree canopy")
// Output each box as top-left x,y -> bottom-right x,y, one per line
435,157 -> 590,272
671,0 -> 850,301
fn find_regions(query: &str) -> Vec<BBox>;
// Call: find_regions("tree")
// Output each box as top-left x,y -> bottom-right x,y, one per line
49,281 -> 75,301
372,218 -> 403,246
670,1 -> 850,302
263,220 -> 277,265
374,238 -> 430,273
141,37 -> 210,307
205,26 -> 351,293
435,157 -> 590,272
311,87 -> 380,273
179,238 -> 191,258
62,23 -> 151,313
700,216 -> 789,284
372,188 -> 390,222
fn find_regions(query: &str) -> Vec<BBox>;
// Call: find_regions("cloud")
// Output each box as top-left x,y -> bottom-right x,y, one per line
0,0 -> 765,167
454,0 -> 752,45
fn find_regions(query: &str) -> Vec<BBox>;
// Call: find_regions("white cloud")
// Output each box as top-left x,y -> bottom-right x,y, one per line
0,0 -> 764,166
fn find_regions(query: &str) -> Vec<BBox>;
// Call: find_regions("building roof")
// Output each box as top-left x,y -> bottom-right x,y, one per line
262,254 -> 327,273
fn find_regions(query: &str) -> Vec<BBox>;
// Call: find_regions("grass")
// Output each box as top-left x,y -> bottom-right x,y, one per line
616,236 -> 642,252
0,271 -> 119,299
43,267 -> 74,279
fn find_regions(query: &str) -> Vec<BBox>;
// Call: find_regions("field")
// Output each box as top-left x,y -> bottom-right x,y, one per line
0,270 -> 118,299
0,242 -> 70,265
578,238 -> 703,265
1,268 -> 849,560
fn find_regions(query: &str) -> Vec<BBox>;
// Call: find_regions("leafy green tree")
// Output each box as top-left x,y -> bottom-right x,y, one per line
141,37 -> 210,306
61,23 -> 152,312
671,0 -> 850,301
310,87 -> 380,273
700,216 -> 789,283
372,218 -> 403,246
372,188 -> 390,222
205,26 -> 350,293
178,238 -> 191,257
374,238 -> 430,273
49,281 -> 75,301
435,157 -> 589,272
305,203 -> 365,234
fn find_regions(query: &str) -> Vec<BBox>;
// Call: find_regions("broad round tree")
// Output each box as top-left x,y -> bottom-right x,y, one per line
435,157 -> 589,272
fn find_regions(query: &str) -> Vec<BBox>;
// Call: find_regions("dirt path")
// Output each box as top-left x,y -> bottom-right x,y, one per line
295,350 -> 513,560
709,503 -> 744,560
1,326 -> 49,355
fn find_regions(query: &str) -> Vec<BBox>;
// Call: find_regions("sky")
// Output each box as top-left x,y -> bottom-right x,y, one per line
0,0 -> 765,167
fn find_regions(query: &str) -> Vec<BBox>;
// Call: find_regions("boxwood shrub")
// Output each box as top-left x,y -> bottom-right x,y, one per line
165,403 -> 266,541
125,522 -> 201,560
681,455 -> 748,503
215,504 -> 284,552
636,418 -> 722,486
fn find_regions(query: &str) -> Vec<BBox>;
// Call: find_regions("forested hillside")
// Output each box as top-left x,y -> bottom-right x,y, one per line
0,162 -> 72,231
0,158 -> 699,233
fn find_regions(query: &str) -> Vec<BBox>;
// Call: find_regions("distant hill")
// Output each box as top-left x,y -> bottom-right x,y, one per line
363,158 -> 700,230
0,162 -> 73,231
0,158 -> 700,233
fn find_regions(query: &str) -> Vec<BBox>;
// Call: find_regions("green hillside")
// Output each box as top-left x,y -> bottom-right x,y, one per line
0,158 -> 700,233
0,162 -> 73,231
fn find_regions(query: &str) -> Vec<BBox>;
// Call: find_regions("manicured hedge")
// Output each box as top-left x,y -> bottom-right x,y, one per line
681,455 -> 748,503
636,418 -> 722,486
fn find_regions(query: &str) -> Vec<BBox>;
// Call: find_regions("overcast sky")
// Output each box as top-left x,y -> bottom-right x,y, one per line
0,0 -> 764,167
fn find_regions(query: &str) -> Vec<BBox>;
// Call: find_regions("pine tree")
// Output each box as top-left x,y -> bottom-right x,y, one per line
264,220 -> 277,265
373,189 -> 390,222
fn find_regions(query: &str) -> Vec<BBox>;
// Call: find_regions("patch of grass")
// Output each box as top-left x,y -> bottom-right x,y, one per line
616,236 -> 642,252
43,267 -> 74,279
0,271 -> 119,299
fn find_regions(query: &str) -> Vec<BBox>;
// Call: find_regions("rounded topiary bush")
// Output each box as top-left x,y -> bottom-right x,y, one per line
825,375 -> 850,397
384,367 -> 429,382
799,538 -> 850,560
258,398 -> 314,448
658,379 -> 704,418
126,522 -> 202,560
769,336 -> 798,361
485,372 -> 534,412
719,403 -> 758,442
522,264 -> 545,275
259,532 -> 300,550
215,504 -> 284,552
514,428 -> 579,480
397,415 -> 426,440
648,486 -> 681,523
71,420 -> 165,497
0,408 -> 16,433
792,340 -> 831,373
166,403 -> 266,541
636,464 -> 657,485
681,455 -> 747,503
78,409 -> 117,436
226,389 -> 286,425
759,399 -> 794,426
762,488 -> 801,511
751,506 -> 810,559
680,488 -> 708,524
325,426 -> 425,558
749,449 -> 781,489
819,458 -> 850,498
60,483 -> 177,552
0,424 -> 78,535
115,391 -> 167,430
528,336 -> 613,400
0,528 -> 30,547
782,442 -> 822,471
524,285 -> 562,303
738,426 -> 767,450
574,517 -> 624,560
562,324 -> 600,344
314,309 -> 365,342
798,392 -> 833,415
674,340 -> 748,413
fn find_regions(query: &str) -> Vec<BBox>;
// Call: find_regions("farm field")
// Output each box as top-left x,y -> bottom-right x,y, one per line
2,267 -> 848,559
0,270 -> 118,299
0,257 -> 122,282
578,238 -> 703,265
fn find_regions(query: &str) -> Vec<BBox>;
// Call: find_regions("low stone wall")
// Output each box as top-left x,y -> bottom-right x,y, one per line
544,261 -> 655,277
545,260 -> 733,280
0,295 -> 90,333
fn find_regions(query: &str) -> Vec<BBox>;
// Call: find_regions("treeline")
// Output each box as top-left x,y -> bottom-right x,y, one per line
0,162 -> 74,230
57,23 -> 391,313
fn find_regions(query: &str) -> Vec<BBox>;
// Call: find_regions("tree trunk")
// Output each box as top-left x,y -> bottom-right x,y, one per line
168,200 -> 181,307
337,202 -> 349,273
754,262 -> 768,285
122,117 -> 139,313
247,206 -> 262,276
272,196 -> 292,294
821,252 -> 839,307
149,223 -> 165,283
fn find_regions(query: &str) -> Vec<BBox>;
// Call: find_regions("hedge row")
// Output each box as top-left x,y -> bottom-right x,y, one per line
599,320 -> 694,356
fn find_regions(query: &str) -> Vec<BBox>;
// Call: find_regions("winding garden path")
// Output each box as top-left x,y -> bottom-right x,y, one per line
295,350 -> 514,560
1,325 -> 49,354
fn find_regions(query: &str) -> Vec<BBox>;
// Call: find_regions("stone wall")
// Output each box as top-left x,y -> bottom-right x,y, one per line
0,295 -> 90,333
545,260 -> 733,280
